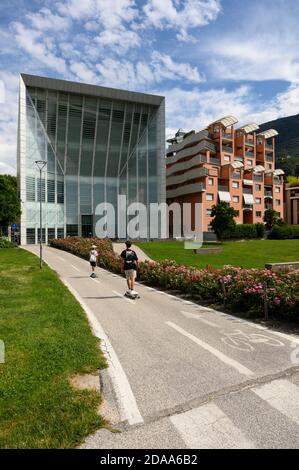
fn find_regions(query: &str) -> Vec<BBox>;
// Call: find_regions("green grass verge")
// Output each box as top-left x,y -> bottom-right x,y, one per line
136,239 -> 299,269
0,248 -> 107,449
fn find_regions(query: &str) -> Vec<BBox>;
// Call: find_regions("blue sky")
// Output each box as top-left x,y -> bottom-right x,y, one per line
1,0 -> 299,174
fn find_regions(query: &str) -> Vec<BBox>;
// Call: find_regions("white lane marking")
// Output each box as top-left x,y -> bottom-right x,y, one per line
166,322 -> 254,377
63,279 -> 143,425
90,277 -> 103,285
181,310 -> 219,328
112,290 -> 136,305
171,402 -> 254,449
253,379 -> 299,425
71,264 -> 80,272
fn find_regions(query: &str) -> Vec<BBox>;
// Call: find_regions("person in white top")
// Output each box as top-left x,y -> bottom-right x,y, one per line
89,245 -> 98,278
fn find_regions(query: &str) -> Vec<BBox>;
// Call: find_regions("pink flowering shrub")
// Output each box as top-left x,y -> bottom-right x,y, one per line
49,238 -> 299,319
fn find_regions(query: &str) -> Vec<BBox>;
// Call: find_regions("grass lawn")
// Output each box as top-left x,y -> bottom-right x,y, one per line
136,239 -> 299,269
0,248 -> 107,449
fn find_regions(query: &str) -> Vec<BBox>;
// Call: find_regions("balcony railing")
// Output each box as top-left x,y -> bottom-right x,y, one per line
243,204 -> 253,210
222,146 -> 233,153
243,188 -> 253,194
265,191 -> 273,197
235,156 -> 243,162
266,155 -> 273,162
245,139 -> 255,146
274,177 -> 282,184
253,175 -> 263,182
210,157 -> 221,165
218,185 -> 230,192
232,172 -> 241,179
245,152 -> 254,158
265,204 -> 273,210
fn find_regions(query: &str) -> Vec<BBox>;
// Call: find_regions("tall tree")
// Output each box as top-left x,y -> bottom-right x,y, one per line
210,202 -> 238,241
0,175 -> 21,235
263,208 -> 281,231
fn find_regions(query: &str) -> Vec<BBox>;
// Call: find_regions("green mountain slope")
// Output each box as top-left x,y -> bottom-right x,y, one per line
259,114 -> 299,175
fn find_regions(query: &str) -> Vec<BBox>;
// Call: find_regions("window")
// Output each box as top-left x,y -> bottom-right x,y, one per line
232,181 -> 239,188
208,178 -> 214,185
276,199 -> 281,206
256,197 -> 261,204
235,210 -> 240,217
224,155 -> 230,162
206,193 -> 214,201
255,184 -> 261,191
26,176 -> 35,202
206,209 -> 212,216
275,187 -> 280,193
267,164 -> 272,169
247,160 -> 253,166
208,224 -> 214,232
233,196 -> 239,203
256,211 -> 262,218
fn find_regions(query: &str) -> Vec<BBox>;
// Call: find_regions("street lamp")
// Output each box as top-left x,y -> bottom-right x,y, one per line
35,160 -> 47,270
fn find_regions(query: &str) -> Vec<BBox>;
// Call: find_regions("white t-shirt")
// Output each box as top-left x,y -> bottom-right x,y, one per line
89,249 -> 98,263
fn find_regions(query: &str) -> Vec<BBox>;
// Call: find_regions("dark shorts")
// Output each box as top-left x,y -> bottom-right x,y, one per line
90,261 -> 96,267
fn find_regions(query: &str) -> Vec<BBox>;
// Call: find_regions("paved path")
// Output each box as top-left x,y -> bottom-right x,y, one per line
25,245 -> 299,449
112,242 -> 152,262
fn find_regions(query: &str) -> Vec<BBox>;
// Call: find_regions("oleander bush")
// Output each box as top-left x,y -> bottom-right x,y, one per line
268,224 -> 299,239
49,237 -> 299,319
0,236 -> 17,248
222,223 -> 266,240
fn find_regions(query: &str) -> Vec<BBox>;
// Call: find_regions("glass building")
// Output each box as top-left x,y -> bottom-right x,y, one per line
17,74 -> 165,244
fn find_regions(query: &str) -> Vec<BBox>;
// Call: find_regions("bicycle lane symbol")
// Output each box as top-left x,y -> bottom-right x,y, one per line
220,329 -> 285,352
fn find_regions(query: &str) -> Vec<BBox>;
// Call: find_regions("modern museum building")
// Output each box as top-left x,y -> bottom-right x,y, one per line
17,74 -> 165,244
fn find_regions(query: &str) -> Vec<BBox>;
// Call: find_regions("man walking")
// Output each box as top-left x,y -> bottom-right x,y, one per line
89,244 -> 98,278
120,241 -> 139,298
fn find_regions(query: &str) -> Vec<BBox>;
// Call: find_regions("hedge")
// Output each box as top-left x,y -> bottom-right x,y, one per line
49,237 -> 299,320
0,237 -> 17,248
222,223 -> 265,240
269,225 -> 299,240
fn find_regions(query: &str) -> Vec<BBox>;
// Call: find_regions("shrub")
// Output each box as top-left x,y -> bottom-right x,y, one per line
0,237 -> 16,248
222,223 -> 265,240
269,225 -> 299,239
49,237 -> 299,320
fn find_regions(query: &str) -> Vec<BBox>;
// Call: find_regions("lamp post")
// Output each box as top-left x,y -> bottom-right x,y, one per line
35,160 -> 47,270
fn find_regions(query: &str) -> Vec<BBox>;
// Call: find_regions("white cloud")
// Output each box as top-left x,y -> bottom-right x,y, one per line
26,7 -> 71,31
69,62 -> 97,83
96,27 -> 140,53
206,3 -> 299,83
11,22 -> 67,73
0,71 -> 19,175
143,0 -> 222,41
96,52 -> 204,88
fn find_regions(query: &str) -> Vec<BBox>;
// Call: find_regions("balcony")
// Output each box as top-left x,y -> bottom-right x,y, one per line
210,157 -> 221,165
243,188 -> 253,194
253,175 -> 263,182
166,182 -> 206,199
264,190 -> 273,198
245,151 -> 254,158
222,145 -> 233,153
235,156 -> 243,162
274,177 -> 282,185
232,172 -> 241,179
243,204 -> 253,210
266,155 -> 273,162
245,139 -> 255,146
218,185 -> 229,192
265,204 -> 273,210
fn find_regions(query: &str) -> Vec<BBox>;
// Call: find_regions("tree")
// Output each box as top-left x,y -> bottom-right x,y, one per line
263,208 -> 281,231
210,202 -> 238,241
0,175 -> 21,237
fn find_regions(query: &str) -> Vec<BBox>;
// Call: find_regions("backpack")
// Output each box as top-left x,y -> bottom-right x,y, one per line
125,250 -> 136,268
90,251 -> 97,263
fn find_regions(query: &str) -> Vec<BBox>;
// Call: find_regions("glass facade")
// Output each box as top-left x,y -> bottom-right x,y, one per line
18,75 -> 165,244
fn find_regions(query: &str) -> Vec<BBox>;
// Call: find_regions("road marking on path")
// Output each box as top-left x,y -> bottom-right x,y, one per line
253,379 -> 299,425
180,310 -> 219,328
62,279 -> 143,425
170,402 -> 254,449
166,322 -> 254,377
112,290 -> 136,305
90,277 -> 103,285
71,264 -> 80,272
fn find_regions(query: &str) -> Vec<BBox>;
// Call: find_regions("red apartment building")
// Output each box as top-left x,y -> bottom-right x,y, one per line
166,116 -> 284,237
